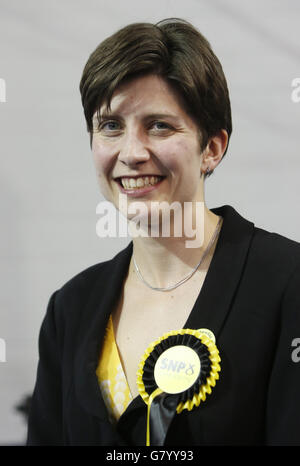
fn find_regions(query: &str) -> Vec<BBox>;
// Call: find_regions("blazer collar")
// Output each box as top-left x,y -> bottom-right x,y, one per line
184,204 -> 255,337
74,204 -> 255,421
74,242 -> 133,422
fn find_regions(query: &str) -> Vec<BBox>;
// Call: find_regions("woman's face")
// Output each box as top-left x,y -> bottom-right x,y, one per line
92,74 -> 205,221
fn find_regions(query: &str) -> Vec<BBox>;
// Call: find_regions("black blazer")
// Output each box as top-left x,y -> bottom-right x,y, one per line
26,205 -> 300,446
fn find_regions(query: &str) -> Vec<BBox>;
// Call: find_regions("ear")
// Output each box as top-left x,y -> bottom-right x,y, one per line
201,129 -> 228,175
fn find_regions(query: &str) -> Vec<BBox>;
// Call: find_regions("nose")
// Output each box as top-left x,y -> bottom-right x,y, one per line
118,128 -> 150,166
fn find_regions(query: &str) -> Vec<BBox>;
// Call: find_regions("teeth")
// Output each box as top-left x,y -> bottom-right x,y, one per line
121,176 -> 161,189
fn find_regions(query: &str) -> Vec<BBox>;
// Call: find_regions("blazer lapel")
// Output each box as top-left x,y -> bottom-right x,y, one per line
185,205 -> 255,340
74,242 -> 133,421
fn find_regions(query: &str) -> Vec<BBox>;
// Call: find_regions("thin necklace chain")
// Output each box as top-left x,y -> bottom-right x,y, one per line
132,216 -> 223,292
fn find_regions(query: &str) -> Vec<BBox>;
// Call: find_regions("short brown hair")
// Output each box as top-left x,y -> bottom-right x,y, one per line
79,18 -> 232,175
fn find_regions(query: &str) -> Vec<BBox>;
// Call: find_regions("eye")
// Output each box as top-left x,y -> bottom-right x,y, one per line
95,119 -> 122,134
101,120 -> 121,131
151,121 -> 171,130
150,121 -> 174,133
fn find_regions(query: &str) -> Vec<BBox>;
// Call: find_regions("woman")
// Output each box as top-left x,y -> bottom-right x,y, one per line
27,18 -> 300,446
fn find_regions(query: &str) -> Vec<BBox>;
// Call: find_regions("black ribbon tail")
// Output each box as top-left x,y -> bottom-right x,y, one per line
149,393 -> 180,446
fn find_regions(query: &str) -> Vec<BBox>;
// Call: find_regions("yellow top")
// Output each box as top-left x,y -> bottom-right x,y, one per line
96,315 -> 133,423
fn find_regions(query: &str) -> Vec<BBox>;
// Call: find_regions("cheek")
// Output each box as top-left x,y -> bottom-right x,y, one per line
157,139 -> 200,172
91,141 -> 117,202
92,140 -> 115,177
153,140 -> 183,171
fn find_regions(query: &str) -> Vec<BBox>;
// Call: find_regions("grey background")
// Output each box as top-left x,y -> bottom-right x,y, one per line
0,0 -> 299,445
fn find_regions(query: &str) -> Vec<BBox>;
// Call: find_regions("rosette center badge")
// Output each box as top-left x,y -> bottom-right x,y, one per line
154,345 -> 201,394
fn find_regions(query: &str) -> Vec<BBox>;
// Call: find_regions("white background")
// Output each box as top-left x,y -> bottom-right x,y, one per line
0,0 -> 299,444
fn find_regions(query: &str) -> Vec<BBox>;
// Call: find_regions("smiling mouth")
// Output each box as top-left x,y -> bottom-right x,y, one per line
116,175 -> 165,190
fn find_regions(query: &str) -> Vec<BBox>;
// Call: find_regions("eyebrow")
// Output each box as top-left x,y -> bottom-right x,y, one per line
92,112 -> 182,123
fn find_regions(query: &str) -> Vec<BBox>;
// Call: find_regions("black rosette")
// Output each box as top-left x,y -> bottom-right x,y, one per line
136,328 -> 221,445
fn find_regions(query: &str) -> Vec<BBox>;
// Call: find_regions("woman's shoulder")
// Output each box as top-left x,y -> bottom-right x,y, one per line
252,224 -> 300,266
214,205 -> 300,288
245,224 -> 300,295
52,242 -> 132,318
214,204 -> 300,268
